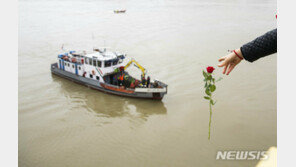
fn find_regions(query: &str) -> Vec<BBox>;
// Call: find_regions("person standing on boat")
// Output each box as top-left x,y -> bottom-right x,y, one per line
147,76 -> 150,88
118,73 -> 124,86
141,75 -> 146,87
123,74 -> 129,88
218,29 -> 277,75
118,67 -> 125,86
113,74 -> 118,86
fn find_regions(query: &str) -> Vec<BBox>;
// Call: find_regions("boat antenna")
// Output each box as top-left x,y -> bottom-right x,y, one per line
92,33 -> 96,50
61,44 -> 66,51
104,40 -> 107,52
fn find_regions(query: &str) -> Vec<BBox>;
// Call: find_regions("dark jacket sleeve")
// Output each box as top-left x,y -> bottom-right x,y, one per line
240,29 -> 277,62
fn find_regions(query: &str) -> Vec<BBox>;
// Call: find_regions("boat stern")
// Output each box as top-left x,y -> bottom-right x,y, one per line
134,80 -> 168,100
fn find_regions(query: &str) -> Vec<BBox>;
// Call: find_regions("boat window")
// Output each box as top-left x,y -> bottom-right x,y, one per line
97,61 -> 101,67
96,76 -> 100,80
93,59 -> 97,67
118,55 -> 125,61
72,64 -> 74,68
89,58 -> 93,65
68,63 -> 70,67
118,59 -> 123,64
85,58 -> 89,64
113,59 -> 118,65
90,74 -> 93,78
79,66 -> 81,70
105,61 -> 111,67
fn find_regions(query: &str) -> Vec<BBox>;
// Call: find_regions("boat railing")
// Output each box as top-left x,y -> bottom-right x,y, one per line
154,79 -> 168,93
154,79 -> 167,87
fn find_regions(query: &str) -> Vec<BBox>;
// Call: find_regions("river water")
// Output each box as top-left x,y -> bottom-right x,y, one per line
19,0 -> 277,166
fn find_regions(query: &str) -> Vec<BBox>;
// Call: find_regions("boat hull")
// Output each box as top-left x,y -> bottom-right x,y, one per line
50,63 -> 165,100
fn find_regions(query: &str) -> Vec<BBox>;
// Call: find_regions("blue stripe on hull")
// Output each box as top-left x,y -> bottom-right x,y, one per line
75,63 -> 78,75
62,60 -> 65,70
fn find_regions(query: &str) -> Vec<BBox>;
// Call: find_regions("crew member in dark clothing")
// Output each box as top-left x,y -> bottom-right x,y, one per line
147,76 -> 150,88
141,75 -> 146,87
113,74 -> 118,86
218,29 -> 277,75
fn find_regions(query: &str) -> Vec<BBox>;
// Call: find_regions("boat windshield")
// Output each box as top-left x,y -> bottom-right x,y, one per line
113,59 -> 119,65
105,61 -> 112,67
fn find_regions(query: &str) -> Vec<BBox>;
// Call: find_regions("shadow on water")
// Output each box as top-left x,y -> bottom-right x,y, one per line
51,74 -> 167,119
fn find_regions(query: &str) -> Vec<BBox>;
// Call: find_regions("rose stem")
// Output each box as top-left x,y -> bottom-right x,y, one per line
208,95 -> 212,140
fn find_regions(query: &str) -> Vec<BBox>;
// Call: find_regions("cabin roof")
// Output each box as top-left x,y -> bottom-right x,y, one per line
84,51 -> 118,61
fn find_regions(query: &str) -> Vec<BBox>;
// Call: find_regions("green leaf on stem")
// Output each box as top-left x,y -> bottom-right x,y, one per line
204,96 -> 210,100
204,82 -> 208,88
205,88 -> 211,96
207,75 -> 212,81
210,85 -> 216,92
203,71 -> 208,78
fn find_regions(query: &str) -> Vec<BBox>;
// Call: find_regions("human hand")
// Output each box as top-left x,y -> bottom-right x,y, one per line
218,49 -> 244,75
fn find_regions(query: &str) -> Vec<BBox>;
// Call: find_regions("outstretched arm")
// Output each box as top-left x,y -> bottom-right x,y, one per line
241,29 -> 277,62
218,29 -> 277,75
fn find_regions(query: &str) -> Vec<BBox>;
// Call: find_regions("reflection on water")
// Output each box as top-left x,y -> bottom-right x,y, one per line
51,74 -> 167,119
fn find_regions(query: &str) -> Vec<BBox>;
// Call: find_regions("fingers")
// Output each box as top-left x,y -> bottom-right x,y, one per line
218,56 -> 228,67
218,56 -> 228,74
218,56 -> 226,62
223,64 -> 229,74
218,52 -> 239,75
218,59 -> 227,67
226,64 -> 236,75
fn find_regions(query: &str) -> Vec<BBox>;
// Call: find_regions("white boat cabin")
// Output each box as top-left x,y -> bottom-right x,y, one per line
57,48 -> 126,83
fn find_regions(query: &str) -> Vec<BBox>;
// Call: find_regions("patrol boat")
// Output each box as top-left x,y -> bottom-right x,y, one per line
50,47 -> 168,100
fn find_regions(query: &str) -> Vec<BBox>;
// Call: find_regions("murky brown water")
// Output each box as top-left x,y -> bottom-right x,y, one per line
19,0 -> 277,166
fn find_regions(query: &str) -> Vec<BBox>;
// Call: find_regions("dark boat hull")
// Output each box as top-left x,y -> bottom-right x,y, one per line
50,63 -> 166,100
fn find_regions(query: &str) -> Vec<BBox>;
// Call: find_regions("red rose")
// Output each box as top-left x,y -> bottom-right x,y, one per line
206,66 -> 215,73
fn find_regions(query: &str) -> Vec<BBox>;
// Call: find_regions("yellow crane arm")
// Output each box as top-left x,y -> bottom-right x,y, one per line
124,59 -> 146,76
